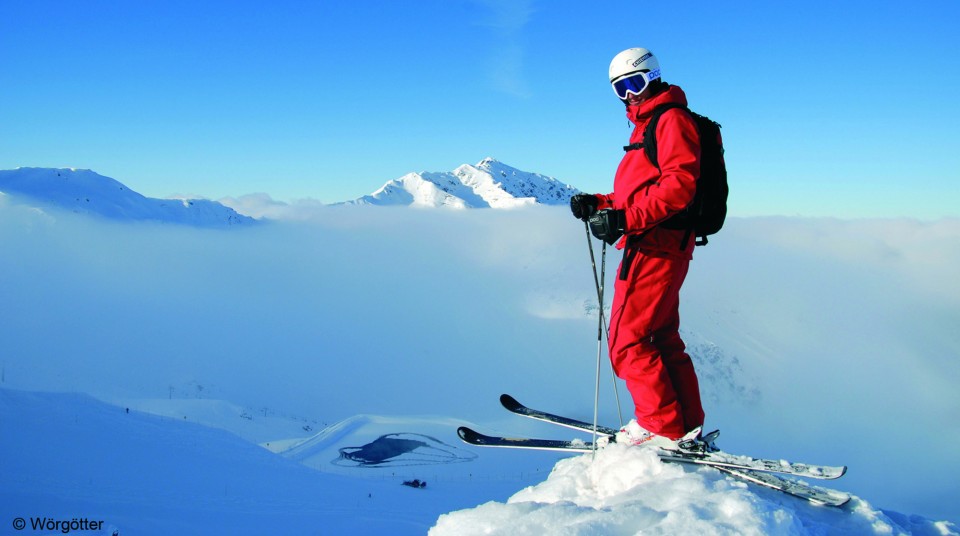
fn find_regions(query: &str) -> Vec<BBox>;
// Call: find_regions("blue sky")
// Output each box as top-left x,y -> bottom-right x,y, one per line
1,0 -> 958,218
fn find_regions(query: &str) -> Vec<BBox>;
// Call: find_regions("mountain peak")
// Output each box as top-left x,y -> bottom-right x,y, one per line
0,167 -> 255,227
344,159 -> 579,209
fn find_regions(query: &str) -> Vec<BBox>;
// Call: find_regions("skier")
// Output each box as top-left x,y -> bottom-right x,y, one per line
570,48 -> 707,449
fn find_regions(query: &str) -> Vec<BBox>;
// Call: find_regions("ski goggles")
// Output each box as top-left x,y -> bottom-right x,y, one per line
611,68 -> 661,100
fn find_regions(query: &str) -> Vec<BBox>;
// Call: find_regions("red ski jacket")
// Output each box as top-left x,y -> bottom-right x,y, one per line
597,85 -> 700,260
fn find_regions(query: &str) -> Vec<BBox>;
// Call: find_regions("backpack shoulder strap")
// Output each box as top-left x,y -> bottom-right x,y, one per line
640,102 -> 690,169
621,103 -> 691,165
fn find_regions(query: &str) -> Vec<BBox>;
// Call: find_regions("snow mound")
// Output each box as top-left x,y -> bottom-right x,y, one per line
0,167 -> 255,227
430,443 -> 957,535
343,157 -> 580,208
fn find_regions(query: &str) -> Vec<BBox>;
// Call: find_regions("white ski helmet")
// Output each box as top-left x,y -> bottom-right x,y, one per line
609,48 -> 661,100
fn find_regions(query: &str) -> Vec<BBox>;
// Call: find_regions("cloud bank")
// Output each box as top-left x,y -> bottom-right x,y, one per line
1,201 -> 958,521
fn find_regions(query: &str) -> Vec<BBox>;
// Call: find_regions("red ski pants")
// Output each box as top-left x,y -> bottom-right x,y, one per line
608,249 -> 704,439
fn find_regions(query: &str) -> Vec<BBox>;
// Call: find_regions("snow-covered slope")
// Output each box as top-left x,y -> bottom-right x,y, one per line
0,388 -> 561,535
343,157 -> 580,208
3,388 -> 953,535
0,167 -> 254,227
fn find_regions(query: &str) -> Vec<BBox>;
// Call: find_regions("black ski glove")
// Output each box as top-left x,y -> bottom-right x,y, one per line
588,209 -> 626,245
570,194 -> 600,221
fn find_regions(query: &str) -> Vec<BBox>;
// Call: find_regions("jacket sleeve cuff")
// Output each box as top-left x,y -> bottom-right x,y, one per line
596,193 -> 615,210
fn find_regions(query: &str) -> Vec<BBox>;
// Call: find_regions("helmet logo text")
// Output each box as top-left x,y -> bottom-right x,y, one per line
632,52 -> 653,67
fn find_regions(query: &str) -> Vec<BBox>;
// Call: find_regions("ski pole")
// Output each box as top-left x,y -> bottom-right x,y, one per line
584,223 -> 612,458
593,239 -> 605,458
601,245 -> 624,430
584,223 -> 624,431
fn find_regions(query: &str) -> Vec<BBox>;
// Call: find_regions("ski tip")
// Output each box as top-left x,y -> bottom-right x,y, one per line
808,487 -> 851,508
814,464 -> 848,480
826,491 -> 852,508
499,393 -> 520,409
457,426 -> 485,444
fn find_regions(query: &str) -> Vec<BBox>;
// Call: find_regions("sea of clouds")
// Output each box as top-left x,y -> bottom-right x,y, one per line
2,194 -> 957,522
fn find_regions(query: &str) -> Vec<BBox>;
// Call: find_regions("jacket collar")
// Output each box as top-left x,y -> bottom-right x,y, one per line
625,85 -> 689,125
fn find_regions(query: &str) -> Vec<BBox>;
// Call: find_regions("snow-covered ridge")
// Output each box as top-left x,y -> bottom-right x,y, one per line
1,160 -> 580,224
0,167 -> 255,227
343,157 -> 580,208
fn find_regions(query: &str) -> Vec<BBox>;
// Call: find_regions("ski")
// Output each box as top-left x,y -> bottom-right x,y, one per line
500,394 -> 619,437
502,393 -> 718,449
459,424 -> 847,480
457,427 -> 849,507
656,449 -> 845,480
467,394 -> 847,480
716,467 -> 851,508
458,426 -> 596,453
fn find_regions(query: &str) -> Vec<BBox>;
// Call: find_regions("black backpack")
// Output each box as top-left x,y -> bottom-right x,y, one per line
624,103 -> 728,247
